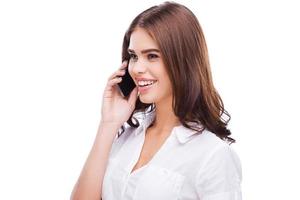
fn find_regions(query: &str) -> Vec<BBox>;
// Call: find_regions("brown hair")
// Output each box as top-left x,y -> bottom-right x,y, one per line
119,1 -> 235,144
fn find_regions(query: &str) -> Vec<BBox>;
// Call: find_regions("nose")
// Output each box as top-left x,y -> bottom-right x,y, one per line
129,58 -> 147,75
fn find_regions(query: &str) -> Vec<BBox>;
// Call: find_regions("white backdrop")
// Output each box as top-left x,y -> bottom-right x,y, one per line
0,0 -> 299,199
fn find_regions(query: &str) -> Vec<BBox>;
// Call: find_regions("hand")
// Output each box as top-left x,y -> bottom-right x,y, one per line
100,61 -> 138,127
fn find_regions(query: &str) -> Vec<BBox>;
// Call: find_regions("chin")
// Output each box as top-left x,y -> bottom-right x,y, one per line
139,94 -> 156,104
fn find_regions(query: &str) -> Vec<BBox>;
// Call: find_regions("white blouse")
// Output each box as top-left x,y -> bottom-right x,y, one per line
102,109 -> 242,200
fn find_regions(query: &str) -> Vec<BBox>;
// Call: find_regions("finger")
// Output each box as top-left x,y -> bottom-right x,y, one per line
128,87 -> 138,105
108,69 -> 126,80
120,60 -> 128,69
107,61 -> 128,80
107,76 -> 122,87
103,77 -> 122,97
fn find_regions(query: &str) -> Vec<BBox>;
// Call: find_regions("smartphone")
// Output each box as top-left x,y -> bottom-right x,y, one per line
117,62 -> 136,98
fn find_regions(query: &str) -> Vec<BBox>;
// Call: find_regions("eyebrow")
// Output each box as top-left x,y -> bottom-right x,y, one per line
127,48 -> 160,54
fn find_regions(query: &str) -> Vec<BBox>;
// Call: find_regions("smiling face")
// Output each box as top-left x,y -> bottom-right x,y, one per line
128,27 -> 173,104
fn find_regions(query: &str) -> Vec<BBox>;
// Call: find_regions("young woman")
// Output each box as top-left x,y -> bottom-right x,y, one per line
71,2 -> 242,200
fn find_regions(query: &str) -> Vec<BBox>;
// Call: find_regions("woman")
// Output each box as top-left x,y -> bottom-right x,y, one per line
71,1 -> 242,200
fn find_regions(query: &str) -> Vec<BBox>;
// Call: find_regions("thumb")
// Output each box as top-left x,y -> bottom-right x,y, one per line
128,87 -> 138,105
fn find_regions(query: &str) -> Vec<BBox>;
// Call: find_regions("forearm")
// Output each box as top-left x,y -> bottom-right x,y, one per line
70,122 -> 121,200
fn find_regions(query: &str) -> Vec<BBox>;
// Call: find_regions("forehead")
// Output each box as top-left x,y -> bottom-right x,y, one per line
129,28 -> 159,51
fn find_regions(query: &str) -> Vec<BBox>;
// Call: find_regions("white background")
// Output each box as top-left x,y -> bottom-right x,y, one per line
0,0 -> 299,199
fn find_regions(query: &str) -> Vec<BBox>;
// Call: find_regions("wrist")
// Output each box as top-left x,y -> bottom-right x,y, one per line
98,121 -> 123,132
100,120 -> 122,127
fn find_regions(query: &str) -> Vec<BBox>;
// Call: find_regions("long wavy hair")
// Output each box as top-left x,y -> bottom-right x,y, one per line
118,1 -> 235,144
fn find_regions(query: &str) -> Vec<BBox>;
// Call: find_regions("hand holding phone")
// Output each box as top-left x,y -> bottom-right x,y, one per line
100,61 -> 138,126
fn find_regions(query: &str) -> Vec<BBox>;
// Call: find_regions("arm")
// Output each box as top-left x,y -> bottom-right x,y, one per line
70,122 -> 120,200
70,60 -> 138,200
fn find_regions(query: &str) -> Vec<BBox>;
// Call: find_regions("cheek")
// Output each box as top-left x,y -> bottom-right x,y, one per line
128,64 -> 133,77
162,76 -> 173,93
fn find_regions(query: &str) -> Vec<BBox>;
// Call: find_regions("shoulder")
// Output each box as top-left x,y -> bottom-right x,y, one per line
197,129 -> 242,176
190,129 -> 235,156
194,130 -> 242,199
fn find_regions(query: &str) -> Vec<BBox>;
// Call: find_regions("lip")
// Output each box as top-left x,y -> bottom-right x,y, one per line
138,81 -> 157,94
135,77 -> 158,89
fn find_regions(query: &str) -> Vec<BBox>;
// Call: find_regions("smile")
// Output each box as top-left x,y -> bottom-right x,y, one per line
137,81 -> 157,93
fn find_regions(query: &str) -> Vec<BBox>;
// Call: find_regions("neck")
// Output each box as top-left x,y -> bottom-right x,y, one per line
151,97 -> 181,133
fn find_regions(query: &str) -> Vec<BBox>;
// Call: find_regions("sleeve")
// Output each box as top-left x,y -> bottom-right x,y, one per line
195,144 -> 242,200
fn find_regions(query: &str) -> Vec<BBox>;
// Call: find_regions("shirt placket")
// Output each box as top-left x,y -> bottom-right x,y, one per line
121,127 -> 147,198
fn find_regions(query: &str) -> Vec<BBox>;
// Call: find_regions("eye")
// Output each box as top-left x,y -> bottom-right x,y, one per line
148,54 -> 159,60
129,53 -> 137,61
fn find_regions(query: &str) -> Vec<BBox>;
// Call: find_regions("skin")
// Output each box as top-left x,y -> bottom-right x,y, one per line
128,27 -> 181,134
70,27 -> 183,198
71,60 -> 139,199
128,27 -> 181,172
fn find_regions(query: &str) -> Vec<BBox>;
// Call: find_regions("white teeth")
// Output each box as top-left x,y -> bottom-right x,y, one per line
138,80 -> 156,86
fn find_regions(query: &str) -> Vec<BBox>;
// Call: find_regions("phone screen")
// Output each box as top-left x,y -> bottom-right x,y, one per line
117,65 -> 136,98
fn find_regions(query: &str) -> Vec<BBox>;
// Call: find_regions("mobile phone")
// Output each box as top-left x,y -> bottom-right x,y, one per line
117,63 -> 136,98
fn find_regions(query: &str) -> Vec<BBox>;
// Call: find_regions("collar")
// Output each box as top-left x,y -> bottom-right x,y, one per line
133,109 -> 204,144
173,123 -> 203,144
133,108 -> 156,136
